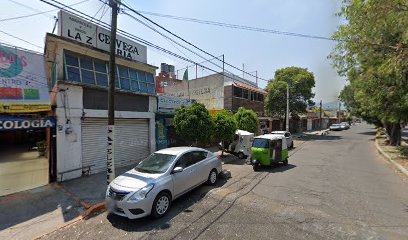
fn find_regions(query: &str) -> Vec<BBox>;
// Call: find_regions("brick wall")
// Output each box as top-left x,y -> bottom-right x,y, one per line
224,85 -> 233,110
232,97 -> 264,113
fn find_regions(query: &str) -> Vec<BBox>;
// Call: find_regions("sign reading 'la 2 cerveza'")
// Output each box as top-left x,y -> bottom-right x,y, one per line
58,11 -> 147,63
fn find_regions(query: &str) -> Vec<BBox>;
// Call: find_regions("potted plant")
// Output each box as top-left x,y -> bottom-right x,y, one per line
36,140 -> 47,157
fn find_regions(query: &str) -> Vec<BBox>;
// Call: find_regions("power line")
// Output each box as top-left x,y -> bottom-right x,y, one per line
123,12 -> 225,73
119,4 -> 405,50
40,0 -> 265,85
0,30 -> 43,49
1,0 -> 90,22
108,0 -> 271,82
131,9 -> 335,42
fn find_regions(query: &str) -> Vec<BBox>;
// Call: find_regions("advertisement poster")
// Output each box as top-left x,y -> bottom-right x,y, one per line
0,43 -> 50,113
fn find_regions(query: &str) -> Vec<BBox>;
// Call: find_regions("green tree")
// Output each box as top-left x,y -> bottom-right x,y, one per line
212,111 -> 237,156
173,102 -> 213,145
329,0 -> 408,145
234,107 -> 258,134
265,67 -> 316,129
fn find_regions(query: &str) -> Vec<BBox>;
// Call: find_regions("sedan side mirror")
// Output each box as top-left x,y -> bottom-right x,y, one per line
172,166 -> 183,174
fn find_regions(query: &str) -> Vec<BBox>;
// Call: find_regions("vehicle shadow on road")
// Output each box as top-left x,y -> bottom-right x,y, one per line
105,178 -> 228,233
256,163 -> 296,173
299,134 -> 342,142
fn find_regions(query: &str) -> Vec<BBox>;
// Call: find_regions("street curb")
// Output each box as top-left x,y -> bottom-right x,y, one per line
375,139 -> 408,177
34,202 -> 106,240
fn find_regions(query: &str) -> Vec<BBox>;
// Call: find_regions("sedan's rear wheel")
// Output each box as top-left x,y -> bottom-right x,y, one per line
207,169 -> 218,185
151,192 -> 171,219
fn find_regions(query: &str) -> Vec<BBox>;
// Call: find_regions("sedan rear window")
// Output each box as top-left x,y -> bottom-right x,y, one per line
135,153 -> 176,174
252,139 -> 269,148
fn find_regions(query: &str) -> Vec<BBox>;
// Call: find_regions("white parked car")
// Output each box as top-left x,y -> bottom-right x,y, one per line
270,131 -> 294,148
329,124 -> 342,131
106,147 -> 222,219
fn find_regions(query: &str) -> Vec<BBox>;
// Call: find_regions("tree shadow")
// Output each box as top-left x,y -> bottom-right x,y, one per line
106,178 -> 228,232
357,131 -> 376,136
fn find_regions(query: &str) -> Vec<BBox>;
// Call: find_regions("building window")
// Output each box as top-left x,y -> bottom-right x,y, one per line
257,93 -> 264,102
64,52 -> 155,95
242,89 -> 249,99
233,86 -> 242,98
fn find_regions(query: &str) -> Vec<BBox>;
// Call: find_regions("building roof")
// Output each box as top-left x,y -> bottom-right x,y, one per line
233,82 -> 268,95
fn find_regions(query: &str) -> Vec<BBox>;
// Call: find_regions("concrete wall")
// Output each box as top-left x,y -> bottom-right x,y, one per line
54,83 -> 156,181
159,74 -> 225,110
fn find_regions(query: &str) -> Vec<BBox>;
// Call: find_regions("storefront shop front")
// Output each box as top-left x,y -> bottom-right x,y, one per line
156,96 -> 193,150
0,43 -> 52,196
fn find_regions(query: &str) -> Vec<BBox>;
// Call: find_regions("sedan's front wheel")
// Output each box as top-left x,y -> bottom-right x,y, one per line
151,192 -> 171,219
207,169 -> 218,185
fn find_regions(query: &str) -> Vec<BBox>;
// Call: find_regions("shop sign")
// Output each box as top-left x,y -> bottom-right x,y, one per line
158,96 -> 194,114
0,117 -> 56,131
58,11 -> 147,63
0,43 -> 50,113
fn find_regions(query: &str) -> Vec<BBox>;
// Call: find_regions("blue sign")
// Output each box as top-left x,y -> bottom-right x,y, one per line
0,117 -> 56,131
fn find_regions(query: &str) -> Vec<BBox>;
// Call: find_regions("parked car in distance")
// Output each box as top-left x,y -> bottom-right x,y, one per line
106,147 -> 222,219
340,122 -> 350,130
329,124 -> 342,131
270,131 -> 294,148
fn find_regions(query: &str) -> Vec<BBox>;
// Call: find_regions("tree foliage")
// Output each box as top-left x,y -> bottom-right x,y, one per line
212,111 -> 237,156
234,107 -> 258,134
173,102 -> 213,145
265,67 -> 315,119
330,0 -> 408,145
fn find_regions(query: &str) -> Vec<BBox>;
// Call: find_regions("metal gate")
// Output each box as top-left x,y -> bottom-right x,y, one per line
81,118 -> 150,174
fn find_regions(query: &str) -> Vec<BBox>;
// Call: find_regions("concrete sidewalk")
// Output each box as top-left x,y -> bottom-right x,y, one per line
0,165 -> 132,240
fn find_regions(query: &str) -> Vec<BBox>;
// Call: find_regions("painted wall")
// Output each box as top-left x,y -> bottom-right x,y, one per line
160,74 -> 225,110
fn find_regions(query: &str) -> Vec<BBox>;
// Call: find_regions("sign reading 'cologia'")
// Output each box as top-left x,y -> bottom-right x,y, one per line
0,117 -> 56,131
58,11 -> 147,63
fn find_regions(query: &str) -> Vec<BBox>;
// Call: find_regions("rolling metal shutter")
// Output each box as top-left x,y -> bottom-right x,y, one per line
81,118 -> 150,174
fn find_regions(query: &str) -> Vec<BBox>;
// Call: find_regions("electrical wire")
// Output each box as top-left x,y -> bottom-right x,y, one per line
41,0 -> 268,88
121,6 -> 406,50
103,0 -> 271,82
0,0 -> 91,22
0,30 -> 43,49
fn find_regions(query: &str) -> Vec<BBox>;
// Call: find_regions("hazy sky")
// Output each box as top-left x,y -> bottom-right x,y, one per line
0,0 -> 346,102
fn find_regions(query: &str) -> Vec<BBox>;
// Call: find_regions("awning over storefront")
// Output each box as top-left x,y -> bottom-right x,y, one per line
233,82 -> 267,95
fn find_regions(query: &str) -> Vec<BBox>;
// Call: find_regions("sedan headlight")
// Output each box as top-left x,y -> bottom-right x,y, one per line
128,183 -> 154,201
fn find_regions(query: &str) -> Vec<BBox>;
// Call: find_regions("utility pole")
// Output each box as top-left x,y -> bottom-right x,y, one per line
222,54 -> 225,74
255,70 -> 258,87
195,63 -> 198,79
286,80 -> 290,131
319,100 -> 322,130
338,102 -> 341,123
107,0 -> 119,185
242,63 -> 245,78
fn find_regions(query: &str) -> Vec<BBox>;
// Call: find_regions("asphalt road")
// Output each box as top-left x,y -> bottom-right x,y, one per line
41,124 -> 408,240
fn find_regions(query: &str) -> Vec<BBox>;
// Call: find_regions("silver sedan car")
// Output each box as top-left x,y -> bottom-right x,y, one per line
106,147 -> 222,219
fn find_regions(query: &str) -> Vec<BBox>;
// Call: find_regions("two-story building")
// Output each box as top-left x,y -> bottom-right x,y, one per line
44,11 -> 158,181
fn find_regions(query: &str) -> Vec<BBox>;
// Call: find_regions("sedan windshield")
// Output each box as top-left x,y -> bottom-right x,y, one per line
135,153 -> 176,174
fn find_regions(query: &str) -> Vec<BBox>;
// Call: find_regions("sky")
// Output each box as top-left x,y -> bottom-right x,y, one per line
0,0 -> 346,103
